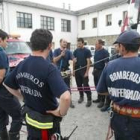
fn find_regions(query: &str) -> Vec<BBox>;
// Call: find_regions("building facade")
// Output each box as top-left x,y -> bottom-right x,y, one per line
0,0 -> 128,48
77,0 -> 128,45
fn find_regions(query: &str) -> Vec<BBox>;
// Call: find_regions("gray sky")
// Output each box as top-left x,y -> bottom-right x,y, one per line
16,0 -> 110,10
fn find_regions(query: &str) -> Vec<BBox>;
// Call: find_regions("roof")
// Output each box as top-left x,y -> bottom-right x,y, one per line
3,0 -> 128,16
3,0 -> 76,15
75,0 -> 128,16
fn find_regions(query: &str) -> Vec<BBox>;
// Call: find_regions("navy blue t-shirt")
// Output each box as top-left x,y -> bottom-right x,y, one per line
73,47 -> 92,67
97,57 -> 140,107
4,55 -> 69,114
94,48 -> 109,70
53,48 -> 73,70
0,46 -> 9,77
47,50 -> 53,62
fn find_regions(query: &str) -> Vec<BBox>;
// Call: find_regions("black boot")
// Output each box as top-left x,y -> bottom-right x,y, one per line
97,101 -> 104,108
93,95 -> 100,103
78,96 -> 84,103
0,129 -> 9,140
86,100 -> 92,107
92,98 -> 100,103
9,132 -> 20,140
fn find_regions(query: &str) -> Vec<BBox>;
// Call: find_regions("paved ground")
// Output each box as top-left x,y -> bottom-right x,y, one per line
60,67 -> 111,140
9,67 -> 113,140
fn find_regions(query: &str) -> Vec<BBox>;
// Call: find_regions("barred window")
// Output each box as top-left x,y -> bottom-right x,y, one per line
61,19 -> 71,32
81,20 -> 85,30
106,14 -> 112,26
17,12 -> 32,28
93,18 -> 97,28
41,16 -> 54,30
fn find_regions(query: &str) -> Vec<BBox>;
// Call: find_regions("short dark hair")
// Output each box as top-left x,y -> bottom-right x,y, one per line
98,39 -> 105,45
0,29 -> 8,40
77,38 -> 84,44
30,29 -> 53,51
120,43 -> 139,52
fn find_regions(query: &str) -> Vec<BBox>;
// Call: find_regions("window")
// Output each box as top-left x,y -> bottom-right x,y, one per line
123,11 -> 128,23
41,16 -> 54,30
81,20 -> 85,30
93,18 -> 97,28
17,12 -> 32,28
106,14 -> 112,26
61,19 -> 71,32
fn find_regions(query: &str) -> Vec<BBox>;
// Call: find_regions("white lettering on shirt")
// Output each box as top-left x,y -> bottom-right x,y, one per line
109,71 -> 140,84
20,85 -> 42,98
108,87 -> 140,101
16,72 -> 44,88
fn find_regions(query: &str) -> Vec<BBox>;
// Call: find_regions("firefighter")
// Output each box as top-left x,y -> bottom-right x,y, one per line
92,39 -> 109,109
101,44 -> 121,112
3,29 -> 71,140
0,29 -> 22,140
53,39 -> 75,108
73,38 -> 92,107
97,30 -> 140,140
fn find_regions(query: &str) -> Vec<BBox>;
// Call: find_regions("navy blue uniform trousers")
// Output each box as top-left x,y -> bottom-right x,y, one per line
111,112 -> 140,140
0,87 -> 22,133
93,69 -> 105,102
75,68 -> 92,100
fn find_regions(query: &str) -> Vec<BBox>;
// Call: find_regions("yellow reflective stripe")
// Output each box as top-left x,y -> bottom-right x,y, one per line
26,114 -> 53,129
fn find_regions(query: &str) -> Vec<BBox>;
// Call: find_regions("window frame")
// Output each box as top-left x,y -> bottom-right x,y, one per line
41,15 -> 55,30
92,17 -> 97,28
61,19 -> 71,32
106,14 -> 112,26
17,12 -> 32,28
81,20 -> 85,30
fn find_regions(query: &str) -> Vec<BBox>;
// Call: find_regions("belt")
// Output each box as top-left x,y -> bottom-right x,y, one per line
113,103 -> 140,118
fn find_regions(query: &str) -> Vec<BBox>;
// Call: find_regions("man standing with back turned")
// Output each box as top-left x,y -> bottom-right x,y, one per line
4,29 -> 71,140
97,30 -> 140,140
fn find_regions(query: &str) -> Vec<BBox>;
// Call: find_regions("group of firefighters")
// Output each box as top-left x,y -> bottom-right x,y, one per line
0,28 -> 140,140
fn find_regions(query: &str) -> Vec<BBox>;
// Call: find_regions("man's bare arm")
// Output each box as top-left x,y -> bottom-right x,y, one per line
3,83 -> 23,100
73,58 -> 76,76
86,58 -> 91,72
0,69 -> 6,84
47,90 -> 71,117
53,51 -> 65,64
53,55 -> 62,64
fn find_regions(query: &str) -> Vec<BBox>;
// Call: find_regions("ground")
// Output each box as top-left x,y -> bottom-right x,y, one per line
9,67 -> 113,140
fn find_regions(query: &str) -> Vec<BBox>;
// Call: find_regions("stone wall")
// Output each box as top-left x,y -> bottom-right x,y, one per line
83,34 -> 119,46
